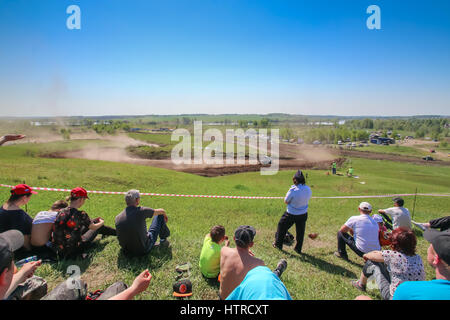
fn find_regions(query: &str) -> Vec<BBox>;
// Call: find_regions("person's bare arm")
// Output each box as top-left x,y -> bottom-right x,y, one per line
22,235 -> 32,251
153,208 -> 168,222
0,134 -> 25,146
88,218 -> 105,231
5,260 -> 41,298
363,251 -> 384,263
340,224 -> 353,236
109,270 -> 152,300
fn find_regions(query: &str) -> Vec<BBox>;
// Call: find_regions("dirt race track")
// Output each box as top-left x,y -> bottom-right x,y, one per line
41,137 -> 449,177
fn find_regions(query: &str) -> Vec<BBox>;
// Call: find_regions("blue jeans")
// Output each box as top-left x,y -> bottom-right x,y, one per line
147,215 -> 170,252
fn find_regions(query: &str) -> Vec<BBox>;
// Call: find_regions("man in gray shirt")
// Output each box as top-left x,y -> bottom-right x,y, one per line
115,190 -> 170,256
378,197 -> 411,230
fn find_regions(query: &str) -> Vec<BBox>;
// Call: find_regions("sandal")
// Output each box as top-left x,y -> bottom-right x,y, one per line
351,280 -> 366,292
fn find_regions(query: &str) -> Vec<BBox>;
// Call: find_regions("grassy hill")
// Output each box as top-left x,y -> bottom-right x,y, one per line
0,143 -> 449,300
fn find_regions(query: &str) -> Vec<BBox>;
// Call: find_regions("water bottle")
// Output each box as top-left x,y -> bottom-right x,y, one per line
15,255 -> 38,267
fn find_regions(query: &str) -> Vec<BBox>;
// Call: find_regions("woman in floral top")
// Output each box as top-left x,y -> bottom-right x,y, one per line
350,227 -> 425,300
51,187 -> 116,259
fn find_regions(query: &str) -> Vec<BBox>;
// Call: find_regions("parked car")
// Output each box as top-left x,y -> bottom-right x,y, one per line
422,156 -> 434,161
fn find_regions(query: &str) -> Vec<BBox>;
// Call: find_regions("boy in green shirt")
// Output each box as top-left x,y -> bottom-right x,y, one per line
199,225 -> 230,279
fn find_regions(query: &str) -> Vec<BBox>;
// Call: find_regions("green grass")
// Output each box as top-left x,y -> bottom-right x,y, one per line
0,143 -> 449,300
357,144 -> 428,158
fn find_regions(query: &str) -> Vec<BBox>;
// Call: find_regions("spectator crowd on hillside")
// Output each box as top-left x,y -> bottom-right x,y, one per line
1,170 -> 449,301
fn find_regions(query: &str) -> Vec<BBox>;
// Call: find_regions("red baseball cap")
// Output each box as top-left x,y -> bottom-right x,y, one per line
11,184 -> 37,195
71,187 -> 89,199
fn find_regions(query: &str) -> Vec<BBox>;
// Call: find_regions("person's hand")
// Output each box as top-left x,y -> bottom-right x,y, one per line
18,260 -> 41,281
3,134 -> 26,142
95,218 -> 105,228
156,209 -> 168,222
131,269 -> 152,295
248,250 -> 255,257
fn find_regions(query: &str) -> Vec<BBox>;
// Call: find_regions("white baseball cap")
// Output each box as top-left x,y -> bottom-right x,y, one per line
359,202 -> 372,212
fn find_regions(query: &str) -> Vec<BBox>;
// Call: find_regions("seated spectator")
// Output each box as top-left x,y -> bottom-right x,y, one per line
372,214 -> 392,247
392,229 -> 450,300
51,187 -> 116,259
350,227 -> 425,300
334,202 -> 380,261
412,216 -> 450,232
115,189 -> 170,257
30,200 -> 68,259
0,184 -> 37,252
0,230 -> 42,300
378,197 -> 411,230
199,225 -> 230,279
1,229 -> 151,300
0,134 -> 25,146
219,225 -> 264,299
219,225 -> 288,300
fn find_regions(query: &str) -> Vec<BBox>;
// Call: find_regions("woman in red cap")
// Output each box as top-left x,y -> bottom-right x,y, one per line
51,187 -> 116,259
0,184 -> 37,251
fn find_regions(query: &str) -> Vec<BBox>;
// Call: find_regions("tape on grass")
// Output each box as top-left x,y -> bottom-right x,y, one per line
1,183 -> 449,200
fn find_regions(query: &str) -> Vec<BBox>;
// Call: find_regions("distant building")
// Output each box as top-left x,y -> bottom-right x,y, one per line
30,121 -> 57,126
370,137 -> 395,145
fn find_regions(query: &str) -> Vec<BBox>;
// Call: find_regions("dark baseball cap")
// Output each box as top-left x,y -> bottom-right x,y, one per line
0,230 -> 24,272
424,229 -> 450,265
234,225 -> 256,247
173,279 -> 193,297
293,170 -> 303,179
392,197 -> 404,206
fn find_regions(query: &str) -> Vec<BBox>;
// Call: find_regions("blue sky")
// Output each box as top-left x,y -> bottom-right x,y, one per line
0,0 -> 449,117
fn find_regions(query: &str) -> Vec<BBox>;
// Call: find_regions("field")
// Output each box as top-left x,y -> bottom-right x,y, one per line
1,140 -> 449,300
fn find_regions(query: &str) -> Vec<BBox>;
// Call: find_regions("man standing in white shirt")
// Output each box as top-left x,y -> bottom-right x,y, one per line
334,202 -> 381,261
378,197 -> 412,230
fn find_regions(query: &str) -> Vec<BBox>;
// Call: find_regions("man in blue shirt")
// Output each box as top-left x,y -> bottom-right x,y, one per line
393,229 -> 450,300
273,170 -> 312,254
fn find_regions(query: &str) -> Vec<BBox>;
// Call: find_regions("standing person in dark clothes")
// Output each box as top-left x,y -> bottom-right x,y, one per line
51,187 -> 116,259
0,184 -> 37,252
115,190 -> 170,257
273,170 -> 312,254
